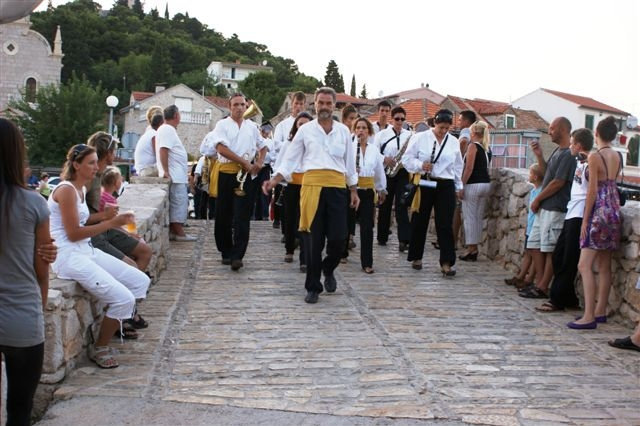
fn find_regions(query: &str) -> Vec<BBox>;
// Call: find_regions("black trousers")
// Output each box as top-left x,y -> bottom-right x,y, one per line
377,168 -> 410,244
195,188 -> 215,220
407,180 -> 456,266
214,172 -> 258,261
303,187 -> 348,293
0,342 -> 44,426
273,184 -> 283,223
253,165 -> 272,220
357,189 -> 375,268
549,217 -> 582,309
283,183 -> 305,263
342,195 -> 356,259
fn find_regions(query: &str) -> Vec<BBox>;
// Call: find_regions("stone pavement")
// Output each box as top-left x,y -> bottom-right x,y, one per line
38,221 -> 640,426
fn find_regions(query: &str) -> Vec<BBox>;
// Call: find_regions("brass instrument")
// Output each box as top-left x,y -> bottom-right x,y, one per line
234,151 -> 260,196
385,132 -> 414,177
243,100 -> 263,120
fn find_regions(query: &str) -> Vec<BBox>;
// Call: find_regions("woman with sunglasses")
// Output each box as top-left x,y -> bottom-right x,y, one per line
402,109 -> 463,275
274,112 -> 313,270
352,117 -> 387,273
48,144 -> 150,368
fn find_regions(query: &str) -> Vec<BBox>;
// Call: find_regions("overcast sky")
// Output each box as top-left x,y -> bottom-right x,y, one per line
40,0 -> 640,118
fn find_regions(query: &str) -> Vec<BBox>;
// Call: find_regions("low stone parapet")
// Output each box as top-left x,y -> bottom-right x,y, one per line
483,168 -> 640,326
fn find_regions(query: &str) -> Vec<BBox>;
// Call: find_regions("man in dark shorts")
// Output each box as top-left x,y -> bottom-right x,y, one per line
86,131 -> 152,271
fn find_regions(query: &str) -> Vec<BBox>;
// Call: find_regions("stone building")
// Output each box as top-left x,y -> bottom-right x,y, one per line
121,84 -> 234,157
0,16 -> 63,111
207,60 -> 272,91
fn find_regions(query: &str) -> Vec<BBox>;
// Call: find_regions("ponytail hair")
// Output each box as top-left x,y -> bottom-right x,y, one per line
470,120 -> 490,151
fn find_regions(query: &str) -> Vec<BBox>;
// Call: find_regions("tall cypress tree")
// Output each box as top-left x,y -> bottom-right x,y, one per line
164,2 -> 169,19
350,74 -> 356,97
359,84 -> 368,99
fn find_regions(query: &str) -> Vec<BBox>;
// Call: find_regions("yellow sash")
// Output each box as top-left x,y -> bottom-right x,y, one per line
299,170 -> 346,232
409,173 -> 421,215
209,161 -> 241,198
290,172 -> 304,186
357,177 -> 375,189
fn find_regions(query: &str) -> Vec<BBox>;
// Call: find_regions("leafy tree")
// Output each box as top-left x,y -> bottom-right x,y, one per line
323,60 -> 344,93
239,72 -> 284,119
151,42 -> 172,85
292,74 -> 321,94
360,84 -> 368,99
8,74 -> 107,167
350,74 -> 356,97
132,0 -> 144,18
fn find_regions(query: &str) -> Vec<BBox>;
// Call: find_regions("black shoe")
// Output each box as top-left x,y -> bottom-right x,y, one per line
280,236 -> 285,243
304,291 -> 319,304
348,237 -> 356,250
273,220 -> 280,229
377,240 -> 387,246
324,272 -> 337,293
398,242 -> 408,252
300,264 -> 307,273
231,259 -> 243,271
459,251 -> 478,261
221,258 -> 231,265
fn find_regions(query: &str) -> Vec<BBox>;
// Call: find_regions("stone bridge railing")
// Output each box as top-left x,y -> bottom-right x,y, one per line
483,168 -> 640,326
41,179 -> 170,385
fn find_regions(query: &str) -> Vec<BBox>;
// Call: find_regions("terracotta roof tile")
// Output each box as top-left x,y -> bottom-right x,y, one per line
365,99 -> 440,126
132,91 -> 153,102
542,88 -> 629,115
466,98 -> 510,115
205,96 -> 228,109
336,93 -> 373,105
513,109 -> 549,131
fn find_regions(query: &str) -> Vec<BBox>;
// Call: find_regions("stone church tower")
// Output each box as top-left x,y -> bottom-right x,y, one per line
0,16 -> 63,111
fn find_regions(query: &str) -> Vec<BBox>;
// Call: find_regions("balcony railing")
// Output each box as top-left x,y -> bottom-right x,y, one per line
138,111 -> 210,125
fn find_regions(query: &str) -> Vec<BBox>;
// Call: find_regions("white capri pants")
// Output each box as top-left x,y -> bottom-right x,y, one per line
462,182 -> 492,245
52,242 -> 150,320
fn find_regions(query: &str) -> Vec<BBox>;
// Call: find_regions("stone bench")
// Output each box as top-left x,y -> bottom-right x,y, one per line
41,181 -> 170,383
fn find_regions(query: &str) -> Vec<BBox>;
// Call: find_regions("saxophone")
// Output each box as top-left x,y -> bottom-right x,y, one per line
385,132 -> 413,177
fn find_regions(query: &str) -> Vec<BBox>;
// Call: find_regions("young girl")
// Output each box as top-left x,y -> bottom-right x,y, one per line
505,163 -> 543,288
49,144 -> 150,367
570,117 -> 622,329
99,166 -> 122,212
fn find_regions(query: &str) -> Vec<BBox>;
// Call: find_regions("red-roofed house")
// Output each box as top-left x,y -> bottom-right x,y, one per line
365,99 -> 440,127
513,88 -> 630,135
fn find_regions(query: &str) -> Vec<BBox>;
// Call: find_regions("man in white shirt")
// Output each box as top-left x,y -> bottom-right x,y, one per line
254,122 -> 274,220
375,106 -> 412,251
372,100 -> 391,134
210,93 -> 267,271
271,91 -> 307,229
157,105 -> 195,242
134,114 -> 163,177
264,87 -> 359,304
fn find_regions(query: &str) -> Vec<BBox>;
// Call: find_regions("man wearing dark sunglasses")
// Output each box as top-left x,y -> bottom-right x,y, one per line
374,106 -> 412,251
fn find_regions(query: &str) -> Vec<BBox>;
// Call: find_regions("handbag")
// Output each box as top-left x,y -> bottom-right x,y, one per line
399,182 -> 417,206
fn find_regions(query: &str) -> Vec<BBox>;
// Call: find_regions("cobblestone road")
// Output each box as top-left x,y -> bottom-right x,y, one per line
41,221 -> 640,425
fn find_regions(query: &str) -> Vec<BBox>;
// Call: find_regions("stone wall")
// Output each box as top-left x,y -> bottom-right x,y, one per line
482,168 -> 640,326
41,180 -> 169,384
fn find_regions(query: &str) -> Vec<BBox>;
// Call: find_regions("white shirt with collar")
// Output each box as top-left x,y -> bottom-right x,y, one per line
354,137 -> 387,192
402,129 -> 463,191
374,126 -> 412,158
372,122 -> 389,134
210,117 -> 265,163
275,119 -> 358,187
156,123 -> 188,184
262,138 -> 276,165
273,139 -> 304,177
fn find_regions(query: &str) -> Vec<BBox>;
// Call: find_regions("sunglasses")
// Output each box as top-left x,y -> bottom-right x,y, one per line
72,144 -> 89,161
393,117 -> 406,122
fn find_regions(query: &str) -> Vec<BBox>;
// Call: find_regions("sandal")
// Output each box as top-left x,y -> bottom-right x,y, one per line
504,276 -> 520,286
519,286 -> 548,299
88,345 -> 119,369
363,267 -> 374,274
126,314 -> 149,329
608,336 -> 640,352
115,322 -> 138,340
535,301 -> 563,312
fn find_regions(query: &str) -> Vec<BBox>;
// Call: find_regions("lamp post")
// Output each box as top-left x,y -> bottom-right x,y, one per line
106,95 -> 119,135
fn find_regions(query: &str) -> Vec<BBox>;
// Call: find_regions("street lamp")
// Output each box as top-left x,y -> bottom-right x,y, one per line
106,95 -> 119,135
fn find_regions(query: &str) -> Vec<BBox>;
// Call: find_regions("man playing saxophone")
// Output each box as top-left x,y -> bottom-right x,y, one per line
209,93 -> 267,271
374,106 -> 413,252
